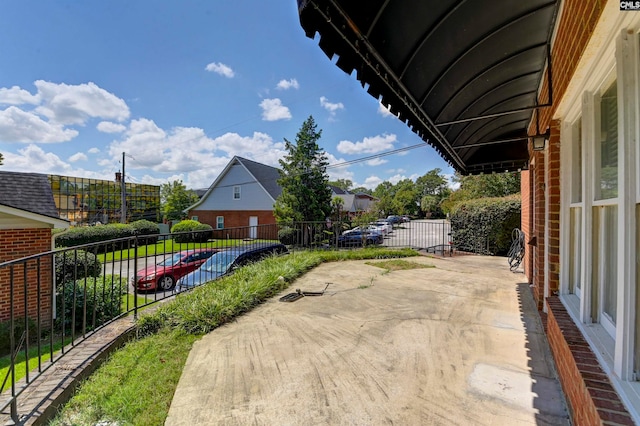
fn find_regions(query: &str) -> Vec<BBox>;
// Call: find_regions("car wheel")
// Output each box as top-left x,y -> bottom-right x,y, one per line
157,275 -> 175,291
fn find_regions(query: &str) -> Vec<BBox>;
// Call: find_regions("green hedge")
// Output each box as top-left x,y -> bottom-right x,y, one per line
170,220 -> 213,243
55,220 -> 160,248
450,194 -> 521,256
55,250 -> 102,285
55,275 -> 127,333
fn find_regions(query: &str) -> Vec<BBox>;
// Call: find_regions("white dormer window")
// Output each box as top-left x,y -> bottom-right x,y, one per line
233,186 -> 241,200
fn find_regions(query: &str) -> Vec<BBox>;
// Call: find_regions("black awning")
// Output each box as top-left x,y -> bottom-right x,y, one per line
297,0 -> 558,174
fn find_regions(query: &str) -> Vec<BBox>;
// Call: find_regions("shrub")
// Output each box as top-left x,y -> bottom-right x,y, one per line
130,219 -> 160,245
55,275 -> 127,333
55,223 -> 135,248
170,220 -> 213,243
450,194 -> 521,256
55,250 -> 102,285
278,226 -> 300,245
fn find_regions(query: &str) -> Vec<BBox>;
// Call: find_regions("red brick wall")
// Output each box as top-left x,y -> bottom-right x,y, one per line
524,0 -> 607,308
521,170 -> 533,283
190,210 -> 277,239
0,228 -> 53,324
547,298 -> 634,425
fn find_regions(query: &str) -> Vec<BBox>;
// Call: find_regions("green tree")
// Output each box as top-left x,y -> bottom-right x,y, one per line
160,180 -> 199,221
274,116 -> 333,224
415,168 -> 448,197
392,179 -> 419,215
0,152 -> 3,165
351,186 -> 372,195
441,172 -> 520,215
328,179 -> 353,191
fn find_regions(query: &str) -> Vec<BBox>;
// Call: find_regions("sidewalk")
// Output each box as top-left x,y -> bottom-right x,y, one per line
166,255 -> 570,425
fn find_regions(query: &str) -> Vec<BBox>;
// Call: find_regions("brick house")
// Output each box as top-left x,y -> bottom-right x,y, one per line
187,156 -> 282,239
298,0 -> 640,423
0,172 -> 69,324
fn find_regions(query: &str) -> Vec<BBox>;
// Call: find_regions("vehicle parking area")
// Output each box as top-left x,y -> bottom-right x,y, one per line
166,255 -> 569,425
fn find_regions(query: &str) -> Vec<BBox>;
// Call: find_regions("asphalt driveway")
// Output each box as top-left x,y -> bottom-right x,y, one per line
165,254 -> 569,425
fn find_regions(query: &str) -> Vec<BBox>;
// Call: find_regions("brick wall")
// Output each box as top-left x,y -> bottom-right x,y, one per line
0,228 -> 53,324
191,210 -> 277,239
521,170 -> 533,283
546,297 -> 634,425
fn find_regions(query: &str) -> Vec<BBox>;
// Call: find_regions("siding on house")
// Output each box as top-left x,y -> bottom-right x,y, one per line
192,163 -> 276,211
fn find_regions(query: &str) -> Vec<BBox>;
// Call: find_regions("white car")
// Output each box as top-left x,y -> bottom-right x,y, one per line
370,221 -> 393,235
343,225 -> 382,235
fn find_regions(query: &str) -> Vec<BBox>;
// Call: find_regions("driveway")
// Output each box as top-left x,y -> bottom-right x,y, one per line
166,254 -> 569,425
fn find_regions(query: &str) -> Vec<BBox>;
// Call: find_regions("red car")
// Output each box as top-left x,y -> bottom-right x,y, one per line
134,248 -> 218,291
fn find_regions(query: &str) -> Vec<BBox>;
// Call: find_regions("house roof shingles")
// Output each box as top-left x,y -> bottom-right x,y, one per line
0,171 -> 60,218
237,157 -> 283,200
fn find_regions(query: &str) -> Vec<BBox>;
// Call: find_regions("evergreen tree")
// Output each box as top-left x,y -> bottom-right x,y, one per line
274,116 -> 332,224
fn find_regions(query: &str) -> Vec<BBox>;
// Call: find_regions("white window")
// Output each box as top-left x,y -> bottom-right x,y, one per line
233,186 -> 241,200
191,216 -> 198,221
216,216 -> 224,229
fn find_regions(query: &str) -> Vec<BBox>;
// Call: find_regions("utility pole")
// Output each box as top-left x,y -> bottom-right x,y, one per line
121,152 -> 127,223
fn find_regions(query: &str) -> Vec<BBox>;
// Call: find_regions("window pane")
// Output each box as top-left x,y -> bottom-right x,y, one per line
597,80 -> 618,200
602,205 -> 617,323
572,118 -> 582,203
569,207 -> 582,293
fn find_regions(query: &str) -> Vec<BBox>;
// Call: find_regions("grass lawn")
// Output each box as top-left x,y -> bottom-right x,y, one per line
51,248 -> 418,425
97,238 -> 270,262
1,293 -> 148,393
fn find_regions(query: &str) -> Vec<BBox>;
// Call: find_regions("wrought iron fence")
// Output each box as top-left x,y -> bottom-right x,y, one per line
0,219 -> 451,422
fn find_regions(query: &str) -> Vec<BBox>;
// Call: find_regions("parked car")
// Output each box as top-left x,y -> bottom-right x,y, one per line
401,215 -> 410,223
337,230 -> 383,247
386,215 -> 402,224
344,224 -> 387,236
372,220 -> 393,235
134,248 -> 219,291
177,243 -> 288,290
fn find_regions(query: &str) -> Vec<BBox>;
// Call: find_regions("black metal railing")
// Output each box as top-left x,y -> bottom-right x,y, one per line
0,219 -> 451,422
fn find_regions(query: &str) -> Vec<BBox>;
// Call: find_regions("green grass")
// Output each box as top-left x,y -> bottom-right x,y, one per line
96,238 -> 255,262
1,293 -> 147,393
52,247 -> 418,425
0,337 -> 71,393
364,259 -> 435,271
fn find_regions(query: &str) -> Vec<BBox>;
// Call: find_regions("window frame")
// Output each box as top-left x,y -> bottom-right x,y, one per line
233,186 -> 241,200
216,216 -> 224,229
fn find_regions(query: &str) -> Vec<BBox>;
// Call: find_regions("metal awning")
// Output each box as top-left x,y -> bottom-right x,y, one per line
297,0 -> 559,174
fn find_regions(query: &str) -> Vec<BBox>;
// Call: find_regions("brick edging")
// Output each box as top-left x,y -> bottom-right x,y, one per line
546,297 -> 635,425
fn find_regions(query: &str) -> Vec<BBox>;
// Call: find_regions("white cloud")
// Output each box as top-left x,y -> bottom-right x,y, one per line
205,62 -> 235,78
319,96 -> 344,118
276,79 -> 299,90
34,80 -> 130,125
365,158 -> 387,166
97,121 -> 126,133
388,173 -> 420,185
325,152 -> 354,182
0,106 -> 78,142
337,134 -> 397,155
68,152 -> 87,162
88,147 -> 100,154
0,86 -> 40,105
106,119 -> 289,188
2,145 -> 72,174
361,175 -> 383,190
259,98 -> 291,121
378,102 -> 394,118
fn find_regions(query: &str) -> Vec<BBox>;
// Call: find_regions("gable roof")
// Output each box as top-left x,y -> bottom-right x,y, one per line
0,171 -> 60,218
187,156 -> 283,211
237,157 -> 282,200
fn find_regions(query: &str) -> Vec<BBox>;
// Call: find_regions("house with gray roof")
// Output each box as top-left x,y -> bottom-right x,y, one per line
186,156 -> 283,238
187,157 -> 379,238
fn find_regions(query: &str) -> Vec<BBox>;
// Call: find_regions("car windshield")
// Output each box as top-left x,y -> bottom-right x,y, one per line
157,253 -> 184,267
202,251 -> 238,274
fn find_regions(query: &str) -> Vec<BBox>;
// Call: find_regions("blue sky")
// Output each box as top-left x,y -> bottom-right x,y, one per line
0,1 -> 454,190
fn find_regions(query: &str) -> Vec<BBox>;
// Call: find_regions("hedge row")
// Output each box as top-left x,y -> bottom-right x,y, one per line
170,220 -> 213,243
55,220 -> 160,248
450,194 -> 521,256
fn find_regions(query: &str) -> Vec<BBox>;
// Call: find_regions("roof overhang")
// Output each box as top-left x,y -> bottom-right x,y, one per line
297,0 -> 559,174
0,203 -> 69,229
